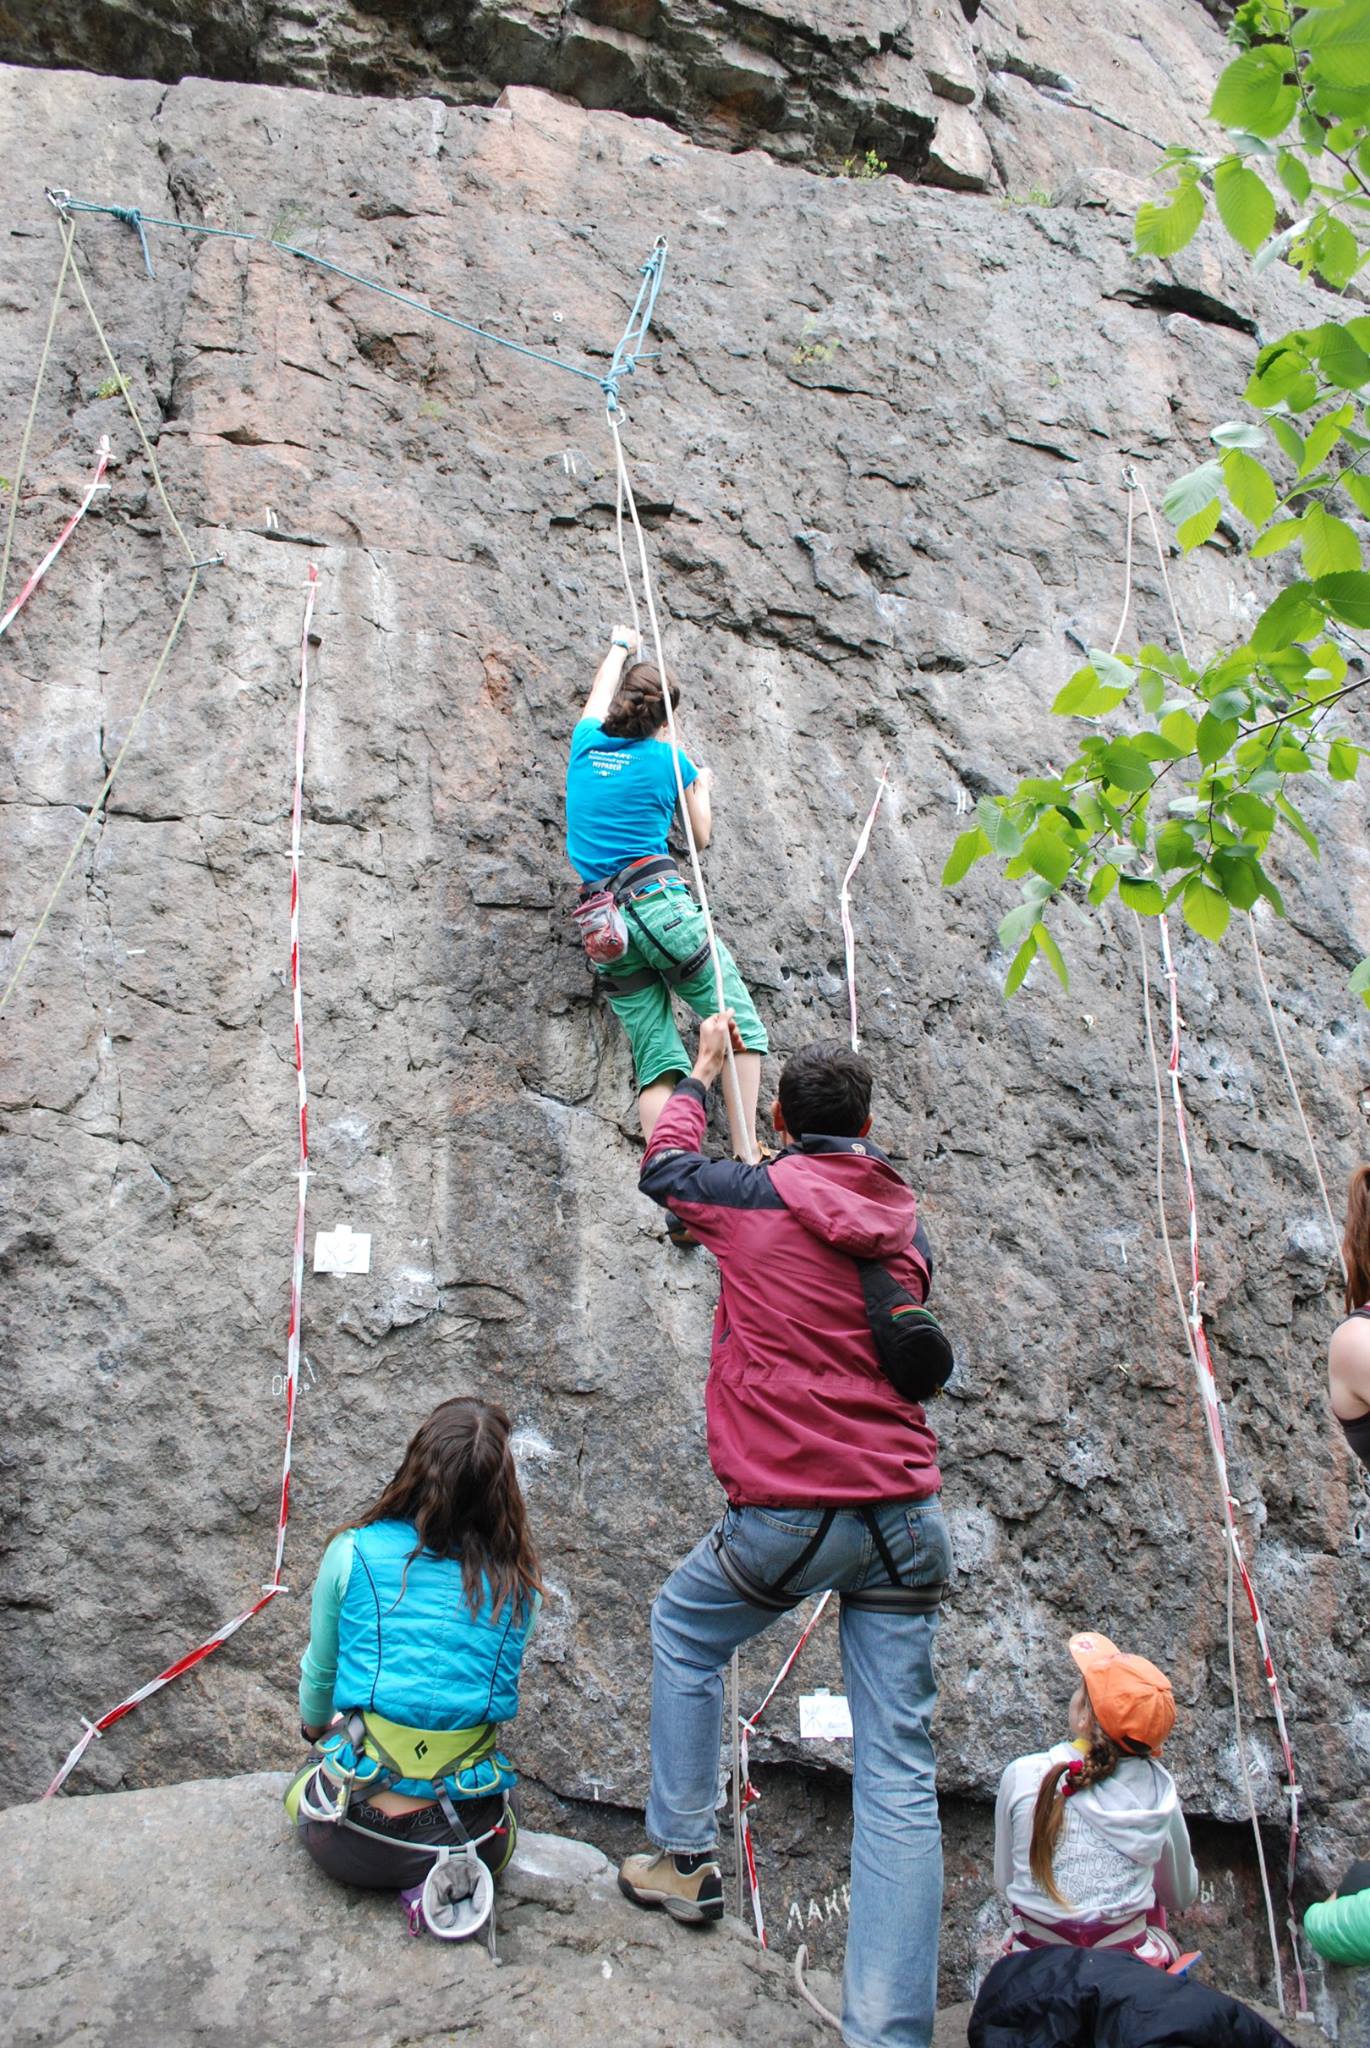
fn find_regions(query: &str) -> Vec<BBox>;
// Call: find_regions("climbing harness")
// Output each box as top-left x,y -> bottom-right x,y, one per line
43,566 -> 320,1797
570,854 -> 710,983
1111,470 -> 1305,2014
310,1708 -> 515,1805
839,766 -> 889,1054
0,433 -> 108,639
285,1725 -> 512,1953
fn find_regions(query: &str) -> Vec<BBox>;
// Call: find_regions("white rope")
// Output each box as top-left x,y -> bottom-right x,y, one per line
607,409 -> 754,1159
839,768 -> 888,1052
1246,914 -> 1346,1284
1109,474 -> 1137,658
1131,468 -> 1190,666
1114,476 -> 1296,2009
1133,913 -> 1286,2010
793,1946 -> 842,2031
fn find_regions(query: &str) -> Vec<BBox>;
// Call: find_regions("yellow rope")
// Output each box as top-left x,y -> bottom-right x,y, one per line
0,568 -> 201,1016
0,215 -> 78,611
1,219 -> 208,1017
64,235 -> 196,563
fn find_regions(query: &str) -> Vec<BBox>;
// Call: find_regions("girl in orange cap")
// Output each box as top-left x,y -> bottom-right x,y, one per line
992,1631 -> 1198,1967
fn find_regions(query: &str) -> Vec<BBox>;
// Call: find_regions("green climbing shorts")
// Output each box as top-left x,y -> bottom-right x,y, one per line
595,881 -> 769,1090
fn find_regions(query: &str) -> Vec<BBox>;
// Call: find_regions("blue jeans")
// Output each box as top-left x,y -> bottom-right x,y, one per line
646,1499 -> 951,2048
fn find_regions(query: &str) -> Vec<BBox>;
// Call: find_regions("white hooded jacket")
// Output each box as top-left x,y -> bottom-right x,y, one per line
994,1740 -> 1199,1929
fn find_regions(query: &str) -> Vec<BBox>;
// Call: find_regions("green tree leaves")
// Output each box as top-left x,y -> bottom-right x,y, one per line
1210,45 -> 1299,136
1136,170 -> 1206,257
952,5 -> 1370,1005
1214,159 -> 1277,251
1292,0 -> 1370,88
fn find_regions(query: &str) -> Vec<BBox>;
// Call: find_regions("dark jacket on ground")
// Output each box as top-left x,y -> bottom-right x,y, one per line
969,1949 -> 1294,2048
639,1079 -> 940,1506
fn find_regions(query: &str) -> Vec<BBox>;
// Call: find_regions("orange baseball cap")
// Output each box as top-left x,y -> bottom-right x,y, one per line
1069,1630 -> 1176,1756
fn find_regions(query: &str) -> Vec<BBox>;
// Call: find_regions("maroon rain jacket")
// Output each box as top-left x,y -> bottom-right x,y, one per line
640,1079 -> 942,1506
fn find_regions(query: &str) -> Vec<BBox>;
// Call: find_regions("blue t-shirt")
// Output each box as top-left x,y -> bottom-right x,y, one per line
565,717 -> 698,883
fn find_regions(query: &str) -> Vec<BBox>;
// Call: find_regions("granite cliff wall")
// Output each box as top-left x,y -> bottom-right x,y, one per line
1,0 -> 1367,2025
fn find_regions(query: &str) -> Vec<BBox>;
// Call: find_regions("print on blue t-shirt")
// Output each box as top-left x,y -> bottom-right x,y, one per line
565,717 -> 699,882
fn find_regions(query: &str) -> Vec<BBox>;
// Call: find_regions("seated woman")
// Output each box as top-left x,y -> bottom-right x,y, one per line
564,627 -> 769,1167
287,1397 -> 540,1938
993,1630 -> 1198,1967
1328,1165 -> 1370,1470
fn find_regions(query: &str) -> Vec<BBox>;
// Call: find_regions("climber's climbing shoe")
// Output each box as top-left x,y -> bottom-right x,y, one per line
618,1848 -> 724,1925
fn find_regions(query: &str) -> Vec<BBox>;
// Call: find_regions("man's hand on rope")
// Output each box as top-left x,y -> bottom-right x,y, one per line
693,1011 -> 744,1088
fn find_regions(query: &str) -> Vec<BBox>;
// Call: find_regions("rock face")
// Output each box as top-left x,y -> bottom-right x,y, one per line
0,0 -> 1368,2033
0,1770 -> 1329,2047
0,0 -> 1229,188
0,1773 -> 841,2047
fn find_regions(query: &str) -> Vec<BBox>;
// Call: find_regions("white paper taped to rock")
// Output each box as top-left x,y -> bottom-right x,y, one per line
313,1223 -> 372,1275
799,1691 -> 853,1740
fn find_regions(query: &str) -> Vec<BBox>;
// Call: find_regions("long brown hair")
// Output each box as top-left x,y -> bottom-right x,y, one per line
1028,1707 -> 1125,1907
1344,1165 -> 1370,1314
351,1397 -> 541,1620
600,660 -> 681,740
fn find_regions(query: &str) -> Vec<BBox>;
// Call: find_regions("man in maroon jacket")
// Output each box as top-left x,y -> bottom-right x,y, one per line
618,1015 -> 951,2048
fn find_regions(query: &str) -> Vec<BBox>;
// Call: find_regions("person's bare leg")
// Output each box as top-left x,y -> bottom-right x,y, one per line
722,1052 -> 762,1161
639,1076 -> 681,1146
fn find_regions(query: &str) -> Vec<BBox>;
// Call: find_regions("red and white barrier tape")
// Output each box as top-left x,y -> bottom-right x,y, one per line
0,436 -> 109,640
1156,913 -> 1305,2011
44,564 -> 320,1798
736,1591 -> 834,1945
839,768 -> 889,1053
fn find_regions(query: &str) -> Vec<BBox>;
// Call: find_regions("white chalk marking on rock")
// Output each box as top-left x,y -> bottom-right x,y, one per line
510,1426 -> 559,1465
313,1223 -> 371,1274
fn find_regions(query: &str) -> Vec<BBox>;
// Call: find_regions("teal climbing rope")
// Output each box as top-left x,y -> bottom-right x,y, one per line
44,190 -> 667,410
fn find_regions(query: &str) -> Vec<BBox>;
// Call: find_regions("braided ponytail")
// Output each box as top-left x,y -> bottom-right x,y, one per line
600,660 -> 682,740
1027,1718 -> 1125,1906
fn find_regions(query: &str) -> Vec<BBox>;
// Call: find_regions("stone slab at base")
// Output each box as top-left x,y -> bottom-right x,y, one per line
2,1771 -> 835,2048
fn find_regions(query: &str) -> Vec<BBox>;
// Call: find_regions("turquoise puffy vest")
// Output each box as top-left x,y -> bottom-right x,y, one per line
333,1519 -> 533,1731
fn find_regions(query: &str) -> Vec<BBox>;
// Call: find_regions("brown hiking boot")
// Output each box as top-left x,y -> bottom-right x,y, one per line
617,1848 -> 724,1925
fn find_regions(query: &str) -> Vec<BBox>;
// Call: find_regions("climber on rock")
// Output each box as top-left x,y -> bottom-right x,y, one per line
564,628 -> 769,1168
284,1397 -> 541,1941
617,1015 -> 954,2048
991,1630 -> 1198,1968
1328,1165 -> 1370,1470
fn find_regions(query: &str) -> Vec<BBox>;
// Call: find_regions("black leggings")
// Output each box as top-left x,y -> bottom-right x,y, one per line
298,1789 -> 510,1892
